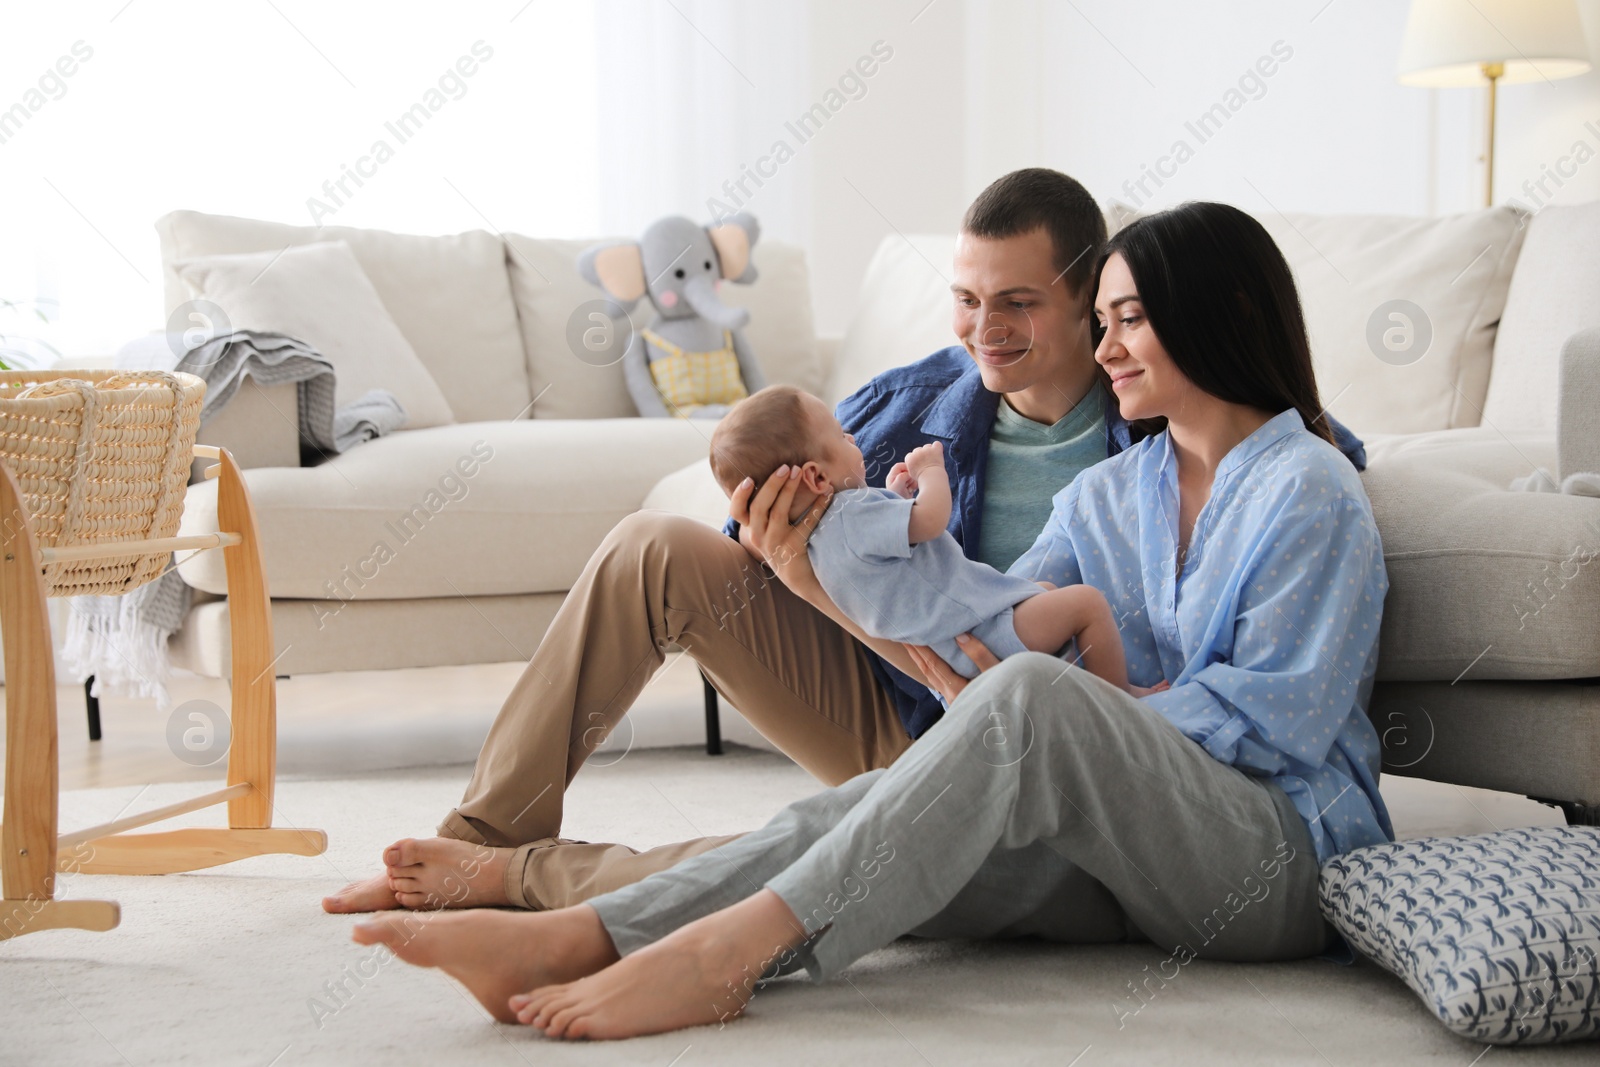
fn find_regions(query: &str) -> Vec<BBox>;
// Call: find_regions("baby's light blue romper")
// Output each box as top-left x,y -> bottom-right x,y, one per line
807,486 -> 1050,679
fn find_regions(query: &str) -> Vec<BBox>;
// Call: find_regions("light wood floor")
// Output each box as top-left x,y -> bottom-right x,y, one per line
1,657 -> 1566,840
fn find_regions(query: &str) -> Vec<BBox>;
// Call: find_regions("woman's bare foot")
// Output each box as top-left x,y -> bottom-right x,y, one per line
322,837 -> 513,913
352,905 -> 619,1023
513,888 -> 807,1040
322,872 -> 400,914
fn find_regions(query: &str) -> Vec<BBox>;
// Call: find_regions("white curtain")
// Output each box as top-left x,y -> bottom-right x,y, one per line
0,1 -> 604,359
594,0 -> 812,244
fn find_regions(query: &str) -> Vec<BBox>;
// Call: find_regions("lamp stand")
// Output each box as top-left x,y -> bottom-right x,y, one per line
1481,60 -> 1503,206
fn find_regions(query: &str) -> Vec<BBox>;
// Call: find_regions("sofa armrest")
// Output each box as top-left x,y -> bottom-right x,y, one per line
1559,327 -> 1600,480
195,377 -> 302,471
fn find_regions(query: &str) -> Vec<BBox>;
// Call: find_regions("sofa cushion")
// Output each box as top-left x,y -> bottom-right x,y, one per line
1484,200 -> 1600,433
1319,827 -> 1600,1046
1362,428 -> 1600,681
642,458 -> 729,529
504,237 -> 636,420
830,206 -> 1528,436
156,211 -> 532,424
1253,206 -> 1527,436
824,234 -> 958,405
506,235 -> 823,419
175,419 -> 712,599
175,241 -> 454,429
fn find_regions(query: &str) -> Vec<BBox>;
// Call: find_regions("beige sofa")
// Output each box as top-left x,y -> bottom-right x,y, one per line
157,209 -> 826,679
161,202 -> 1600,823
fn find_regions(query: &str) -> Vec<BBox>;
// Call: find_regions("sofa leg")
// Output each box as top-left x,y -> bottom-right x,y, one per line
85,676 -> 102,742
1532,796 -> 1600,826
701,671 -> 723,757
1558,801 -> 1600,827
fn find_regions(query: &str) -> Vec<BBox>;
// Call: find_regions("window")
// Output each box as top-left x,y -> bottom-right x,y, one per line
0,1 -> 600,361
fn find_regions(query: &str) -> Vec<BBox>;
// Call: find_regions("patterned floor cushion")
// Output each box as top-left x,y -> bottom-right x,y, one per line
1319,826 -> 1600,1045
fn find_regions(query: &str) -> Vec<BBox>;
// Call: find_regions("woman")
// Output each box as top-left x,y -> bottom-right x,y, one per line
352,202 -> 1395,1040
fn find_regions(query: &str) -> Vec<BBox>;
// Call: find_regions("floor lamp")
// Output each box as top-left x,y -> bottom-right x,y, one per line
1398,0 -> 1591,206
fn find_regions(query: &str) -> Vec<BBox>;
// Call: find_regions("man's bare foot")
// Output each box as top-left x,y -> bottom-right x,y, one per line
386,838 -> 514,909
322,837 -> 513,913
513,888 -> 807,1040
352,906 -> 620,1024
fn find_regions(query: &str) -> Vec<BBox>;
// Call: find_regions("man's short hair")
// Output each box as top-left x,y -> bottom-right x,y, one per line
961,168 -> 1107,296
708,385 -> 815,496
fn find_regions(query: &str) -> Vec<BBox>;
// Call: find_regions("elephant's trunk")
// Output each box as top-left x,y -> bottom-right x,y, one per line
682,275 -> 750,330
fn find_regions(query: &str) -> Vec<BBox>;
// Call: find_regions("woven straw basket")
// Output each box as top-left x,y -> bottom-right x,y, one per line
0,369 -> 205,598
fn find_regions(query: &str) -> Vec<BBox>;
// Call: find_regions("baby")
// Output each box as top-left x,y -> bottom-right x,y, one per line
710,385 -> 1163,697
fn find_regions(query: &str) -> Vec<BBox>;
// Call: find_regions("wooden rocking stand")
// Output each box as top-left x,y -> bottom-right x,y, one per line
1,444 -> 326,941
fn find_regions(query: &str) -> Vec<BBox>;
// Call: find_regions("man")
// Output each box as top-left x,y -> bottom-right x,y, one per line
323,168 -> 1362,915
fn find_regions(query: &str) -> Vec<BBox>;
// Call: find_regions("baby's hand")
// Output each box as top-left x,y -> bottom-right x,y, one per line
1129,680 -> 1171,698
886,461 -> 917,499
904,441 -> 945,478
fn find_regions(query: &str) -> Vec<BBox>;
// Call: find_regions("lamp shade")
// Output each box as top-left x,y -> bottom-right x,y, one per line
1398,0 -> 1591,86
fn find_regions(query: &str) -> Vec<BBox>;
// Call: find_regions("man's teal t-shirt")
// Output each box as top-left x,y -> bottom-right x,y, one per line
974,382 -> 1107,572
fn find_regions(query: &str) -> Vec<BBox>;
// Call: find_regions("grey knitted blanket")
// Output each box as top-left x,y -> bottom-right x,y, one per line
117,329 -> 408,453
63,330 -> 407,708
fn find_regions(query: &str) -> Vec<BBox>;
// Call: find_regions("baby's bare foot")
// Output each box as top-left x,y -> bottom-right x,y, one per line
352,905 -> 618,1023
514,888 -> 806,1040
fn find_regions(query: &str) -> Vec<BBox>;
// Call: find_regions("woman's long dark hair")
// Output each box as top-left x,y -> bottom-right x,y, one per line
1093,201 -> 1333,446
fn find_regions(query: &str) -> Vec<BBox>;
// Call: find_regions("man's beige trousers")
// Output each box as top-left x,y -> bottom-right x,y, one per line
437,510 -> 913,909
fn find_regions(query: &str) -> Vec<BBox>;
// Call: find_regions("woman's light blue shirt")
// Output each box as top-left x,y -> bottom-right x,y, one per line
1009,409 -> 1394,863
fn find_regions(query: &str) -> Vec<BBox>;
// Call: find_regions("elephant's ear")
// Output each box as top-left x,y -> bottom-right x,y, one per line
577,241 -> 647,305
708,214 -> 760,284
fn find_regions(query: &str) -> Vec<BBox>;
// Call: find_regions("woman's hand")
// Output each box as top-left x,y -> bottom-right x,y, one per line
905,633 -> 1000,704
729,465 -> 831,588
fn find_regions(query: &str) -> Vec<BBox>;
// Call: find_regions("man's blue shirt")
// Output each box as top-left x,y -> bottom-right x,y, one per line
731,345 -> 1368,740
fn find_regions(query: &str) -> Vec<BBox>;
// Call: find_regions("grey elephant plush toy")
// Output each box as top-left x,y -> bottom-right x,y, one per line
577,213 -> 767,418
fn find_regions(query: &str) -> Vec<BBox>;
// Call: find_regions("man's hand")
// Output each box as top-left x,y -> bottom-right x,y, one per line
904,440 -> 945,479
905,633 -> 1000,704
886,461 -> 917,499
728,465 -> 830,587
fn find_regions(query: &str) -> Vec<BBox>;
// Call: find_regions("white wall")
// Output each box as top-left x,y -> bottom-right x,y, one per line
3,1 -> 1595,354
793,0 -> 1600,335
1019,1 -> 1440,216
1496,0 -> 1600,213
799,0 -> 971,336
594,0 -> 814,246
1017,0 -> 1600,217
588,0 -> 971,339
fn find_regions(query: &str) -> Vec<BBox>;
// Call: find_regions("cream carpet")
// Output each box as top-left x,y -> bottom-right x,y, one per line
2,746 -> 1593,1066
